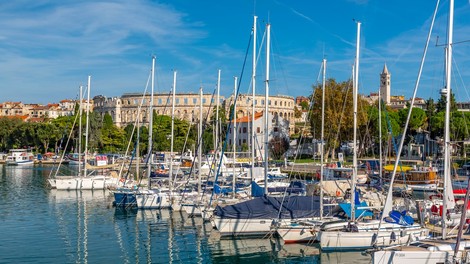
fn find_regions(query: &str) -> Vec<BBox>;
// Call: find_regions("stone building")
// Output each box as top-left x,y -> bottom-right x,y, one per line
225,93 -> 295,134
226,111 -> 290,159
93,92 -> 224,128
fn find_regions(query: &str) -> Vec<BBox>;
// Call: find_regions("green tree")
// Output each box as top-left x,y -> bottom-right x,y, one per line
309,78 -> 368,160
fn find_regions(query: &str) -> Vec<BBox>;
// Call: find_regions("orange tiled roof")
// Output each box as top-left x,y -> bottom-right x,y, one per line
232,111 -> 263,123
4,115 -> 28,121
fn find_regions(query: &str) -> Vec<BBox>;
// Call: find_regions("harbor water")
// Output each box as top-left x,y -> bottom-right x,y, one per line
0,165 -> 372,263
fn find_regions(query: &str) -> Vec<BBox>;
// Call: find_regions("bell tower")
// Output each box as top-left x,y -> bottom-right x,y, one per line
380,64 -> 391,104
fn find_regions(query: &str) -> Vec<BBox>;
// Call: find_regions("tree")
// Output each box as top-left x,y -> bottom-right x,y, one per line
398,107 -> 427,132
299,101 -> 309,110
269,135 -> 290,160
309,78 -> 368,160
36,122 -> 61,153
294,106 -> 302,118
100,113 -> 126,153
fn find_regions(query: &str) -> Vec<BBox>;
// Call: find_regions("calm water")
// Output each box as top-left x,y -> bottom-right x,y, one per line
0,165 -> 371,264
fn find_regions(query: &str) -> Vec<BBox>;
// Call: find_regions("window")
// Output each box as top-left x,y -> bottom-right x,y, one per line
203,98 -> 206,104
261,100 -> 265,105
257,127 -> 261,133
184,98 -> 188,104
193,98 -> 197,104
243,127 -> 247,133
158,99 -> 162,105
175,98 -> 180,104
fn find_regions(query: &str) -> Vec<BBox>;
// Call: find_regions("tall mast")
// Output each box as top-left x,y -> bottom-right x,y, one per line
216,70 -> 221,151
170,70 -> 176,193
78,85 -> 83,176
251,15 -> 257,186
84,76 -> 91,178
320,59 -> 326,219
351,21 -> 361,222
379,85 -> 383,186
442,0 -> 455,239
198,87 -> 203,194
264,22 -> 271,195
147,56 -> 155,186
233,76 -> 238,199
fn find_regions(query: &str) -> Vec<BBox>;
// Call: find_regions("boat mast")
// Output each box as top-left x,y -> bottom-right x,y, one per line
320,58 -> 326,219
147,56 -> 155,187
233,76 -> 238,199
198,87 -> 202,194
170,70 -> 176,194
84,76 -> 91,178
78,85 -> 83,176
351,21 -> 361,222
251,15 -> 257,187
264,22 -> 271,195
442,0 -> 455,240
379,86 -> 383,186
216,69 -> 221,152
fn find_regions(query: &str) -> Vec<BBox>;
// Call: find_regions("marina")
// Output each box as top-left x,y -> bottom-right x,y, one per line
2,1 -> 470,264
0,164 -> 372,263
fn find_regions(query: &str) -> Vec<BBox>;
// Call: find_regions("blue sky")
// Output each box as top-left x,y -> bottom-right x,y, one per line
2,0 -> 470,104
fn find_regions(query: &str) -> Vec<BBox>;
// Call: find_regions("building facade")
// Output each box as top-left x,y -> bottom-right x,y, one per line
93,92 -> 295,133
225,111 -> 290,159
225,93 -> 295,134
380,64 -> 391,104
93,92 -> 225,128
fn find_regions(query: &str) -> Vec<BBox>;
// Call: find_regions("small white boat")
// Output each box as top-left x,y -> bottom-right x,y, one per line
5,149 -> 35,165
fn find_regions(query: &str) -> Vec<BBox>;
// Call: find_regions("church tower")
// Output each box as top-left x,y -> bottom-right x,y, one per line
380,64 -> 391,104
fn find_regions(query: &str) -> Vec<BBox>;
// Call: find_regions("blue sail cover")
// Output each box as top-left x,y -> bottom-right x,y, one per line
213,196 -> 323,219
338,201 -> 373,218
385,210 -> 414,226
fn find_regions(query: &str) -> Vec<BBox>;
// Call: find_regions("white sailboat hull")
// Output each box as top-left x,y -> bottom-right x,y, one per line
319,224 -> 429,251
373,250 -> 449,264
52,176 -> 110,190
276,217 -> 341,243
213,217 -> 300,237
212,217 -> 275,236
136,190 -> 171,209
372,240 -> 470,264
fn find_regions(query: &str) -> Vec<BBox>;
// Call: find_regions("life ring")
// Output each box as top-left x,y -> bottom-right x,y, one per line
336,190 -> 341,197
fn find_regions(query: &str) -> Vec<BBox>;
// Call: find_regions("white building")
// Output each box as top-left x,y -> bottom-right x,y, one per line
225,111 -> 289,160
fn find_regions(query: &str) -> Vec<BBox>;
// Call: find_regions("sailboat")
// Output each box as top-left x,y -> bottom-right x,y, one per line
50,77 -> 112,190
275,59 -> 343,244
211,20 -> 320,237
317,21 -> 429,251
372,1 -> 470,262
135,56 -> 171,209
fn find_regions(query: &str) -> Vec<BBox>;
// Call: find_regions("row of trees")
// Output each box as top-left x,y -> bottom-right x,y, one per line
0,111 -> 206,157
307,78 -> 470,160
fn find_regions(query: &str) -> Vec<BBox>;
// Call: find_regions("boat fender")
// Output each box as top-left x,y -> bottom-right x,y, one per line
390,231 -> 396,242
336,190 -> 341,197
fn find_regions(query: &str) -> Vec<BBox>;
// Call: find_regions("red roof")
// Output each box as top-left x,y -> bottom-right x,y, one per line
232,111 -> 263,123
